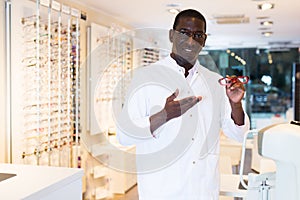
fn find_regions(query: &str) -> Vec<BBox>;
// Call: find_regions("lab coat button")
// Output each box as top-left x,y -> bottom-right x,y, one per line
193,161 -> 196,164
191,138 -> 194,141
190,114 -> 192,117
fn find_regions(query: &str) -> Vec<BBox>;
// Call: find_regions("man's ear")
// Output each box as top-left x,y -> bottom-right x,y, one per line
169,29 -> 174,43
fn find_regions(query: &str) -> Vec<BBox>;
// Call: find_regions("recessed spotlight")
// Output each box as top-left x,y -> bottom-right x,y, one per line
167,8 -> 180,14
262,31 -> 273,37
260,21 -> 273,26
166,3 -> 181,14
258,3 -> 275,10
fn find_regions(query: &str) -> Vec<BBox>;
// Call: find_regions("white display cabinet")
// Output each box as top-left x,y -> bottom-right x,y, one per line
83,22 -> 137,199
84,23 -> 172,199
106,143 -> 137,194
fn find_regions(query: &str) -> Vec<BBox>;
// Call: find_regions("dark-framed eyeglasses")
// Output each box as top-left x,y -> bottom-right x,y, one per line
218,76 -> 249,86
174,29 -> 207,42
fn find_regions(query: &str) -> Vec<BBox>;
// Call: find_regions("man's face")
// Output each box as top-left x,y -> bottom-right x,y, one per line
169,17 -> 207,65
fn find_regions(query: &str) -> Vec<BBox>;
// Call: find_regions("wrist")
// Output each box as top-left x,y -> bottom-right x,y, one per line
149,109 -> 168,133
230,101 -> 245,126
230,101 -> 242,108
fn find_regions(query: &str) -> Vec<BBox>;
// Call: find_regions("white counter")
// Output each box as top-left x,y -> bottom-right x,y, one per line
0,163 -> 84,200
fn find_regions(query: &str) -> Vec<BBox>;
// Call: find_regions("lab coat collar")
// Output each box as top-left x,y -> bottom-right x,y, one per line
161,55 -> 201,84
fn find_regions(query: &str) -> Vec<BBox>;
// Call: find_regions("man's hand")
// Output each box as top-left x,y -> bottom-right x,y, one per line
164,89 -> 202,121
225,76 -> 245,126
225,76 -> 245,103
150,89 -> 202,134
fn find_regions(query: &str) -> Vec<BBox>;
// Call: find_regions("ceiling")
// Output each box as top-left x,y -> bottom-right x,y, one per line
72,0 -> 300,50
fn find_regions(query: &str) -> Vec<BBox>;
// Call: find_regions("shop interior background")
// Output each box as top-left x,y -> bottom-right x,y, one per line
0,0 -> 299,199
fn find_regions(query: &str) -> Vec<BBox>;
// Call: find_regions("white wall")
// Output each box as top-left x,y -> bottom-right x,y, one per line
57,0 -> 131,29
0,0 -> 7,163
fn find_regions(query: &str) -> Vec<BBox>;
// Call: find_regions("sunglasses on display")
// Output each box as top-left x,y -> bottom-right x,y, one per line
218,76 -> 249,86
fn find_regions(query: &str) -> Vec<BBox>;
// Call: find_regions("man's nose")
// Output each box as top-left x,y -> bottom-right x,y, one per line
186,35 -> 196,44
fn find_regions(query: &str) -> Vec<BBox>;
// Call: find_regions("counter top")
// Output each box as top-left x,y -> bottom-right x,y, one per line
0,163 -> 83,200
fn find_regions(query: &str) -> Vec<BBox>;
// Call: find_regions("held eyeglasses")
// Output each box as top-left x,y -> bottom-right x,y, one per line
218,76 -> 249,86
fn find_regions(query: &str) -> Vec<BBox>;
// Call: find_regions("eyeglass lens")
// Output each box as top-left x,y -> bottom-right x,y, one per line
218,76 -> 249,86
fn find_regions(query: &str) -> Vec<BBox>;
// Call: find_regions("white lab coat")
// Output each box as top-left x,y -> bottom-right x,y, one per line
116,55 -> 250,200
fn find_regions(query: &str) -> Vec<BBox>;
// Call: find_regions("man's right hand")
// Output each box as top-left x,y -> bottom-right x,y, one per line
149,89 -> 202,134
164,89 -> 202,121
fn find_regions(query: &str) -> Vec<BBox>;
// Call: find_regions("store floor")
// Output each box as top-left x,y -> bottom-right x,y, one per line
112,150 -> 253,200
113,186 -> 138,200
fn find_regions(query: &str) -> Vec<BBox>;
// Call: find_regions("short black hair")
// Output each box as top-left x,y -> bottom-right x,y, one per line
172,9 -> 206,32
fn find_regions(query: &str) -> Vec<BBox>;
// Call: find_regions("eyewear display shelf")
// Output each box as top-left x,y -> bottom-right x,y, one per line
84,23 -> 136,200
136,47 -> 160,67
84,23 -> 164,199
10,0 -> 81,168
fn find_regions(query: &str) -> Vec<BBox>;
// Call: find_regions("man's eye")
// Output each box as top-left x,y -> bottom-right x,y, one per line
194,33 -> 203,38
180,31 -> 190,36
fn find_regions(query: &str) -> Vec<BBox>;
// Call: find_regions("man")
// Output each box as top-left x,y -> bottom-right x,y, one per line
117,9 -> 250,200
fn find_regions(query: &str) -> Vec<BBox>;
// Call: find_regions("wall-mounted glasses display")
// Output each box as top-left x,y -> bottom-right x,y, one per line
9,0 -> 81,167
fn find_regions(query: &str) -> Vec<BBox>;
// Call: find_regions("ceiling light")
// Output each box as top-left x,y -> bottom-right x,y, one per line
166,3 -> 181,14
167,8 -> 180,14
260,21 -> 273,26
199,50 -> 209,55
258,3 -> 275,10
262,31 -> 273,37
212,14 -> 249,24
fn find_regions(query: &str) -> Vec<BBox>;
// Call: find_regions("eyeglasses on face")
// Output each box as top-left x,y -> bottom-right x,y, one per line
218,76 -> 249,86
174,29 -> 207,42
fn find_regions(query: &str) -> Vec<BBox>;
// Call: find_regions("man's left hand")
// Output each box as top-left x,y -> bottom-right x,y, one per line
225,76 -> 245,103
